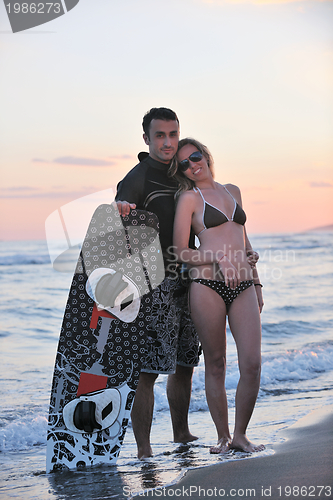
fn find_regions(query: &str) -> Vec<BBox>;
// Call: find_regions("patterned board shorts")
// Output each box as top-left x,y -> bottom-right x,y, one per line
141,276 -> 200,374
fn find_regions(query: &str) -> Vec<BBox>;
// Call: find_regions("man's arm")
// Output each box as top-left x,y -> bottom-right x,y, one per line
115,164 -> 145,216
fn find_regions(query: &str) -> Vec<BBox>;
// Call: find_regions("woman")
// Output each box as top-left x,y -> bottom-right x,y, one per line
170,138 -> 264,454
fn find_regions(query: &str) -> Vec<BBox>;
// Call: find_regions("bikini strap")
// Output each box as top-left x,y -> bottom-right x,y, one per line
194,186 -> 206,203
223,185 -> 237,219
223,185 -> 235,201
193,187 -> 207,234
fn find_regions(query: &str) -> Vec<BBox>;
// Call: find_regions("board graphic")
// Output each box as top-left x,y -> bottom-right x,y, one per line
46,204 -> 164,472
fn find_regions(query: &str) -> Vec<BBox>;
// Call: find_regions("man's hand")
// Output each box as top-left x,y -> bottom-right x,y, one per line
218,255 -> 241,289
246,250 -> 259,269
116,200 -> 136,217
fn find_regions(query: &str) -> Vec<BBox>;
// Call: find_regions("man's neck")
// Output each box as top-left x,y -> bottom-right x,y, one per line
148,154 -> 171,167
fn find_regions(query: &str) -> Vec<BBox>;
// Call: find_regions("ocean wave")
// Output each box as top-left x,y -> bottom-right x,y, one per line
261,343 -> 333,385
0,414 -> 47,452
262,320 -> 317,337
188,342 -> 333,408
156,342 -> 333,412
251,233 -> 332,252
0,254 -> 51,266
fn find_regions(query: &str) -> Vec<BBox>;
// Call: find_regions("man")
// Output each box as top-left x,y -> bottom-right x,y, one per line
115,107 -> 199,459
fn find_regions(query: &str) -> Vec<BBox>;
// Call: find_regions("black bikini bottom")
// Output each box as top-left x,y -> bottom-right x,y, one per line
191,279 -> 253,308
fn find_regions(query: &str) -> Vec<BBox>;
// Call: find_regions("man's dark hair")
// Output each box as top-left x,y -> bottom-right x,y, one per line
142,107 -> 179,138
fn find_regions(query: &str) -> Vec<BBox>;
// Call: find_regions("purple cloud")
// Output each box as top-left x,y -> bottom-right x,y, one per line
1,186 -> 39,192
53,156 -> 115,167
0,186 -> 104,199
32,154 -> 133,166
310,181 -> 333,188
108,154 -> 133,160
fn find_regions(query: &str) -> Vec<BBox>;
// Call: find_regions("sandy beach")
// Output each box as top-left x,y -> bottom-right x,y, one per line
132,405 -> 333,500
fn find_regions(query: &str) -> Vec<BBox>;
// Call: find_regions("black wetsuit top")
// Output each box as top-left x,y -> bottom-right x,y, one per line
115,154 -> 194,269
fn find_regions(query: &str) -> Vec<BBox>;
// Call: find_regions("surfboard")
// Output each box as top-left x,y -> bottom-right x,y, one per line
46,204 -> 164,472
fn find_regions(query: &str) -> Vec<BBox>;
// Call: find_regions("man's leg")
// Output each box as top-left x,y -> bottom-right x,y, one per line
167,364 -> 198,443
131,371 -> 158,459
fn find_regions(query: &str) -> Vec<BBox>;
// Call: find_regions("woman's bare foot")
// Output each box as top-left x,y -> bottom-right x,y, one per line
210,437 -> 232,454
231,434 -> 265,453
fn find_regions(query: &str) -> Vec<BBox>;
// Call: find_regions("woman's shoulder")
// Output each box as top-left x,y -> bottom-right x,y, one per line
223,182 -> 240,192
178,189 -> 198,202
177,189 -> 199,210
223,183 -> 241,197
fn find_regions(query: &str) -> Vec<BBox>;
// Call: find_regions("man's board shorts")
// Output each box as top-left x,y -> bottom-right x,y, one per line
141,276 -> 200,374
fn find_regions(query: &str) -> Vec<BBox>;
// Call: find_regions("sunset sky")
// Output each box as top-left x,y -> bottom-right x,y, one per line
0,0 -> 332,240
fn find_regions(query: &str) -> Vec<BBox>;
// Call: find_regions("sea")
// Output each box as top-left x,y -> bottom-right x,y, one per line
1,231 -> 332,499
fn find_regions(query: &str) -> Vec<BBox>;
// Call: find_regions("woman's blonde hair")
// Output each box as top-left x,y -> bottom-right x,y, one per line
168,138 -> 214,198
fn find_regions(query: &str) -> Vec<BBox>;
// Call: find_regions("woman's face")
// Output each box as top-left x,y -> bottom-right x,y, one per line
177,144 -> 209,181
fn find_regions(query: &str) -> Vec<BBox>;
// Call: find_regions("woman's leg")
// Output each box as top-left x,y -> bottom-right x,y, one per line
228,285 -> 265,452
189,282 -> 231,452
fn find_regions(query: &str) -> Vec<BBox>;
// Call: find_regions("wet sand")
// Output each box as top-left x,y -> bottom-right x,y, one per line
132,405 -> 333,499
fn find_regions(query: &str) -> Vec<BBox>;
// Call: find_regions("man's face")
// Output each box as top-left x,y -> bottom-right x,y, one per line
143,119 -> 179,164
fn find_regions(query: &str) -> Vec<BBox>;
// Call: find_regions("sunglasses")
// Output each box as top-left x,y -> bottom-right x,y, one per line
178,151 -> 203,172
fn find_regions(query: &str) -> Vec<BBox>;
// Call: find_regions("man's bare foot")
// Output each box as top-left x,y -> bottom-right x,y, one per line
231,435 -> 265,453
210,437 -> 232,454
137,445 -> 153,460
174,432 -> 198,444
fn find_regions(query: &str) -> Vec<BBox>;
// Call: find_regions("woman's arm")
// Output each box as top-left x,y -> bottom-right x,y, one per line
244,227 -> 259,268
227,185 -> 263,310
244,227 -> 264,313
226,184 -> 259,268
254,280 -> 264,313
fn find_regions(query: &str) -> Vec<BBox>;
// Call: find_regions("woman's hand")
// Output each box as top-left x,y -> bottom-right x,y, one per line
255,285 -> 264,313
218,255 -> 241,289
246,250 -> 259,269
